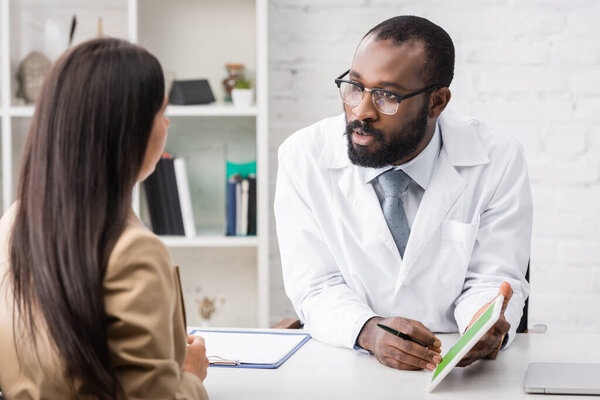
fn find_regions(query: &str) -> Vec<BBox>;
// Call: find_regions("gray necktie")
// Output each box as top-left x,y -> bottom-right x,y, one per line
377,169 -> 412,257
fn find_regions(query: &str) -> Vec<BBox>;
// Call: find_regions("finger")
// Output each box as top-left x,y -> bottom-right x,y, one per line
457,343 -> 492,367
187,334 -> 195,345
491,317 -> 511,336
457,347 -> 477,367
468,330 -> 503,360
458,316 -> 511,368
388,348 -> 437,371
457,353 -> 476,367
188,335 -> 205,347
381,356 -> 423,371
392,320 -> 441,349
457,331 -> 499,368
499,281 -> 513,314
465,337 -> 492,358
411,320 -> 443,349
395,340 -> 443,365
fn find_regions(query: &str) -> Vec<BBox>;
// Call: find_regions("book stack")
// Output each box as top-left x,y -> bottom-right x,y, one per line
143,153 -> 196,237
225,173 -> 257,237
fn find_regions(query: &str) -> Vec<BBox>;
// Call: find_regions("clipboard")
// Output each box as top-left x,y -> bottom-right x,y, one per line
190,329 -> 311,369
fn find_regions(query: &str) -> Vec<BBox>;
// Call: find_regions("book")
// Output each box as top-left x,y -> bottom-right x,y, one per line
163,157 -> 185,236
155,157 -> 174,234
225,174 -> 241,236
235,178 -> 242,235
174,158 -> 196,238
239,178 -> 250,236
143,154 -> 185,236
247,174 -> 257,236
143,161 -> 166,234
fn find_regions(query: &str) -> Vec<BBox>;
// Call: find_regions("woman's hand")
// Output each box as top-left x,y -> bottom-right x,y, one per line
183,334 -> 209,381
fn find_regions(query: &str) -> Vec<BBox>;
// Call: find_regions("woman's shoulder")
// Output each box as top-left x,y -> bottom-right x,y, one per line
106,214 -> 172,282
0,203 -> 20,275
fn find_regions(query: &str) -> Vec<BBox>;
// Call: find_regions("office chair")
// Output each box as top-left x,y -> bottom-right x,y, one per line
516,262 -> 529,334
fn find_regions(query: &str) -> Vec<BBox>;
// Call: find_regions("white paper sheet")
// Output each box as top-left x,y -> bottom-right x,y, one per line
194,330 -> 309,365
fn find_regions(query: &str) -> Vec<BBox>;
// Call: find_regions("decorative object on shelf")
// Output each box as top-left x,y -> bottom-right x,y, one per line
197,296 -> 225,327
222,63 -> 245,102
16,51 -> 52,104
68,15 -> 77,47
231,78 -> 254,107
164,70 -> 176,99
169,79 -> 215,105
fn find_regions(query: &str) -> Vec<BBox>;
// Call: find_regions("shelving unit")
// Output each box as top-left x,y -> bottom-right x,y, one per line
0,0 -> 269,328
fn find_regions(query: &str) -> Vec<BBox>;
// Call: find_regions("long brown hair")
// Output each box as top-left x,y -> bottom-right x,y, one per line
9,38 -> 164,399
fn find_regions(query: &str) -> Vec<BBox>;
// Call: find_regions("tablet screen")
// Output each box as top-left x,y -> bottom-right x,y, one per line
427,295 -> 503,392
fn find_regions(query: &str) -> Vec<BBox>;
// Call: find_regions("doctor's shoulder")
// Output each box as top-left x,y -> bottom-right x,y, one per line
470,118 -> 528,167
278,114 -> 346,166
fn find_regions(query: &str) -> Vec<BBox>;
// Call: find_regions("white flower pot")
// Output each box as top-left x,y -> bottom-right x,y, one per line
231,88 -> 254,107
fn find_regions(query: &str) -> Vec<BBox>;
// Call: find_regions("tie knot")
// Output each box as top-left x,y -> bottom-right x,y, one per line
377,169 -> 411,198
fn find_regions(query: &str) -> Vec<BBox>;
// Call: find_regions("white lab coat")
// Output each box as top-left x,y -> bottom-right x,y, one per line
274,110 -> 532,350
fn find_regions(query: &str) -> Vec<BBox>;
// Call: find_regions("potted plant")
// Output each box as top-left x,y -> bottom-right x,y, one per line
231,78 -> 254,107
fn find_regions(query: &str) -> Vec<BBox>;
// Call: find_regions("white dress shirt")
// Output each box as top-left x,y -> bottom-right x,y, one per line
368,122 -> 442,230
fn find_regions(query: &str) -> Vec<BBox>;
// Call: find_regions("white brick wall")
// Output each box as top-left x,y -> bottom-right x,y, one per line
269,0 -> 600,332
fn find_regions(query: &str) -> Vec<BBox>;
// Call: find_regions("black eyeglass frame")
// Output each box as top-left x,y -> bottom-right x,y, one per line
334,69 -> 442,114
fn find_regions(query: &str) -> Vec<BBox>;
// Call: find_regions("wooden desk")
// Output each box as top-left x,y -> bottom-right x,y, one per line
201,331 -> 600,399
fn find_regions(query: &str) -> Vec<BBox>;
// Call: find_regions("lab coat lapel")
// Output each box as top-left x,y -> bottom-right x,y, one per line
337,166 -> 402,263
399,150 -> 466,279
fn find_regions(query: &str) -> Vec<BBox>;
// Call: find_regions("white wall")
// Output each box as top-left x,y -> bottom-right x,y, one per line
268,0 -> 600,332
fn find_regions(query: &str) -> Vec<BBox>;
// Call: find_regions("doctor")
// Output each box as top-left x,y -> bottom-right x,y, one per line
274,15 -> 532,371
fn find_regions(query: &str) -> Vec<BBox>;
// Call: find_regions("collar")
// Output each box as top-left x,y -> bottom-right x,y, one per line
363,121 -> 441,190
319,110 -> 490,169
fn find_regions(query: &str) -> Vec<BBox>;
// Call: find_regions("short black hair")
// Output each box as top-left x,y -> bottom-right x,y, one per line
365,16 -> 455,88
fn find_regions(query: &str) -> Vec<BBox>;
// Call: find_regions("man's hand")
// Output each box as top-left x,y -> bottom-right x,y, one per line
357,316 -> 442,371
457,281 -> 512,367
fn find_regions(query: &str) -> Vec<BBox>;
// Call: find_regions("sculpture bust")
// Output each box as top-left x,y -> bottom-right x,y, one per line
16,51 -> 51,104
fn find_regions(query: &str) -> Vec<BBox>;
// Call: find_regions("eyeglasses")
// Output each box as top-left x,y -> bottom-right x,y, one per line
334,69 -> 441,115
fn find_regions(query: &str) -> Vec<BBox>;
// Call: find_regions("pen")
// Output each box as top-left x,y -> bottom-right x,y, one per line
377,323 -> 429,348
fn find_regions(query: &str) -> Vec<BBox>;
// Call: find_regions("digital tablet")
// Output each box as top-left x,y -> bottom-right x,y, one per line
426,294 -> 504,392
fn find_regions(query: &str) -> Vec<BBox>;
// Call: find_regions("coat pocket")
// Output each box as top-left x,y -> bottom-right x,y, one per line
438,219 -> 479,290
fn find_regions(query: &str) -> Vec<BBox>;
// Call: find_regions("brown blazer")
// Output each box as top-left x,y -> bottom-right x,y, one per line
0,205 -> 208,399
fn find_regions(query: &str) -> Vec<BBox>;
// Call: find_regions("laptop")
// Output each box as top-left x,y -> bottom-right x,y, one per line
524,362 -> 600,395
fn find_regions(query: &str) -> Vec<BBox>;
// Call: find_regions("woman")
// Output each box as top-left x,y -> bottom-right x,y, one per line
0,38 -> 209,399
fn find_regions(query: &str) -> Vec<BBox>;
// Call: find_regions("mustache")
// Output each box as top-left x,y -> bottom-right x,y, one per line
344,120 -> 385,141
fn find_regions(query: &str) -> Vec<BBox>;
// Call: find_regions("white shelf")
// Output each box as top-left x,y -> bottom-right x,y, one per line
166,104 -> 257,117
7,106 -> 34,117
160,235 -> 259,248
3,104 -> 257,118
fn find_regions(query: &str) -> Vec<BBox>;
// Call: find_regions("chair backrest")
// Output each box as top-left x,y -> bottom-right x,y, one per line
516,261 -> 530,333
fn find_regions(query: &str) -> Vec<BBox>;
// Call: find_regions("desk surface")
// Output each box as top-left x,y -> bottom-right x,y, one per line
200,331 -> 600,399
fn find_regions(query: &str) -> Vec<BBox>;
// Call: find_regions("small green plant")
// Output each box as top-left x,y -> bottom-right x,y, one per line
234,78 -> 251,89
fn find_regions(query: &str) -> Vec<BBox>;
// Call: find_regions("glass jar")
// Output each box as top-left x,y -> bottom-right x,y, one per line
222,63 -> 245,102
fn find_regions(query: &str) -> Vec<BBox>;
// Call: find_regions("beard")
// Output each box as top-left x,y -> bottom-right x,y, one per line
344,100 -> 430,168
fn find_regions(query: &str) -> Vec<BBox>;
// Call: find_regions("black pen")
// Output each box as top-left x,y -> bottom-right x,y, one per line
377,323 -> 429,348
